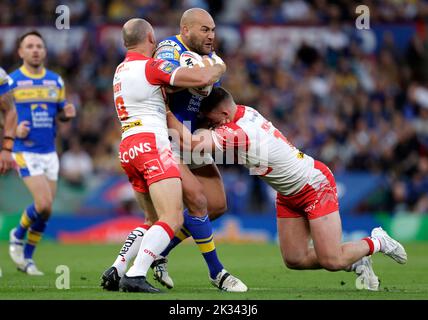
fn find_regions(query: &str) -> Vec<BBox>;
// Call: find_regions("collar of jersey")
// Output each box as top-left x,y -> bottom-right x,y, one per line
19,65 -> 46,79
233,105 -> 246,122
125,51 -> 150,61
176,34 -> 191,50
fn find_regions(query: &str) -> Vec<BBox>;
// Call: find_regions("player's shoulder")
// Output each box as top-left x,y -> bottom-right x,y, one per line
8,68 -> 21,79
44,69 -> 64,86
155,35 -> 185,61
214,121 -> 249,149
0,67 -> 9,83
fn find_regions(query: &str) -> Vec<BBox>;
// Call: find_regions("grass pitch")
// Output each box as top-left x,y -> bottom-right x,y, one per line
0,242 -> 427,300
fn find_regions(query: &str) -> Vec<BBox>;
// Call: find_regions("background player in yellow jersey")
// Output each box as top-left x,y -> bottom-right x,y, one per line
8,31 -> 76,275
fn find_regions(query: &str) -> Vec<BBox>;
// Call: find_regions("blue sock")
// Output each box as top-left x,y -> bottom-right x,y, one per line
182,210 -> 224,279
14,204 -> 40,240
160,227 -> 191,257
24,217 -> 47,260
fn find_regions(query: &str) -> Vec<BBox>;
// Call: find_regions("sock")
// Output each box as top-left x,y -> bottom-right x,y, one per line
14,204 -> 40,240
24,217 -> 47,260
362,237 -> 382,255
160,226 -> 191,257
182,210 -> 223,279
112,225 -> 149,277
126,221 -> 174,277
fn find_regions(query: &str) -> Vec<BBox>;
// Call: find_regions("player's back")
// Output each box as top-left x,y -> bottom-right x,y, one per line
9,66 -> 65,153
113,51 -> 178,140
216,106 -> 316,196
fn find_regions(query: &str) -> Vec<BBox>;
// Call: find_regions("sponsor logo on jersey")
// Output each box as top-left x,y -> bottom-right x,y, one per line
16,80 -> 33,86
43,80 -> 57,86
13,86 -> 60,102
119,142 -> 153,163
158,61 -> 176,74
143,159 -> 164,179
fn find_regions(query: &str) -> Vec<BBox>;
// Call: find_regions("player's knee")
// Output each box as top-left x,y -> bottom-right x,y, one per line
35,198 -> 53,217
283,256 -> 306,270
207,202 -> 227,221
185,189 -> 208,215
318,256 -> 344,271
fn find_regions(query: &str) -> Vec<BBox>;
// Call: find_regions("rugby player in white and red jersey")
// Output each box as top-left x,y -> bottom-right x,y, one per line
105,18 -> 226,293
167,87 -> 408,291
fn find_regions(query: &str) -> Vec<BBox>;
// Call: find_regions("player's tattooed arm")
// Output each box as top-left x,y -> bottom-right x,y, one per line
0,91 -> 17,174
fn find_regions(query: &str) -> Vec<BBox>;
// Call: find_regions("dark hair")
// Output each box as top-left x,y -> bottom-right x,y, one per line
18,30 -> 45,47
200,87 -> 233,114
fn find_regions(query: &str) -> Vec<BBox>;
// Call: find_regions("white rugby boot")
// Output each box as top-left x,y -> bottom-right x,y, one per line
18,259 -> 44,276
152,257 -> 174,289
210,269 -> 248,292
9,228 -> 25,268
353,256 -> 380,291
371,227 -> 407,264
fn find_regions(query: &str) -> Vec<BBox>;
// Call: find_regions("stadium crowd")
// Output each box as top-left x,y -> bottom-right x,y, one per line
1,0 -> 428,214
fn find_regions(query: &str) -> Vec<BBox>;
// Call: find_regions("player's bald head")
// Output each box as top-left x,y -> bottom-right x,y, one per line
180,8 -> 214,28
122,18 -> 153,48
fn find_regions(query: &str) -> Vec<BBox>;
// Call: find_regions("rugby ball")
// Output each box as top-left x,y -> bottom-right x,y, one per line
179,51 -> 213,97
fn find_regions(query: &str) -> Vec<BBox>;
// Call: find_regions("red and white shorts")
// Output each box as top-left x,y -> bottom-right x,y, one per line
276,160 -> 339,220
119,132 -> 181,193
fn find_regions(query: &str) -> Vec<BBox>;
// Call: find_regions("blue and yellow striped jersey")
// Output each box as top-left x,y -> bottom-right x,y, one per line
9,66 -> 66,153
0,67 -> 10,95
155,35 -> 220,133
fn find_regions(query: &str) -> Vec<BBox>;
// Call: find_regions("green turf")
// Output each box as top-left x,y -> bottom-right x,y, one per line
0,241 -> 427,300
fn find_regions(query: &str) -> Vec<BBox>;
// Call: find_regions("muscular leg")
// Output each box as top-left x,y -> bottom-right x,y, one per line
110,192 -> 157,277
278,213 -> 371,271
14,176 -> 54,258
126,178 -> 183,277
191,163 -> 227,221
277,217 -> 321,270
159,163 -> 225,279
309,211 -> 370,271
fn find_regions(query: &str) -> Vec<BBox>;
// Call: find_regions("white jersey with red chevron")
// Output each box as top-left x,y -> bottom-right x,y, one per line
211,105 -> 327,196
113,51 -> 180,140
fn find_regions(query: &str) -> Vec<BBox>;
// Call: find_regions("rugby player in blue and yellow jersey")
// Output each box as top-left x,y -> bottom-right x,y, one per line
102,9 -> 247,293
152,8 -> 247,292
8,31 -> 76,275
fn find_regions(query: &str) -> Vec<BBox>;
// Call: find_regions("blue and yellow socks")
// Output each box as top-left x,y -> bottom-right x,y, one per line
14,204 -> 40,240
161,210 -> 223,279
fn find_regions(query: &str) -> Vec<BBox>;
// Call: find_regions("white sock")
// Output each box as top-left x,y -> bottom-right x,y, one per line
369,236 -> 382,254
126,222 -> 174,277
112,226 -> 148,277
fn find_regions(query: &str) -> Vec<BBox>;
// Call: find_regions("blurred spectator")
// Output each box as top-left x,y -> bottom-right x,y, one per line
1,0 -> 428,214
60,137 -> 93,188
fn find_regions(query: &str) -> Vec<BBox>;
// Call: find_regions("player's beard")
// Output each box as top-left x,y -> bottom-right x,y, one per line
28,61 -> 42,69
28,57 -> 43,69
188,36 -> 211,55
